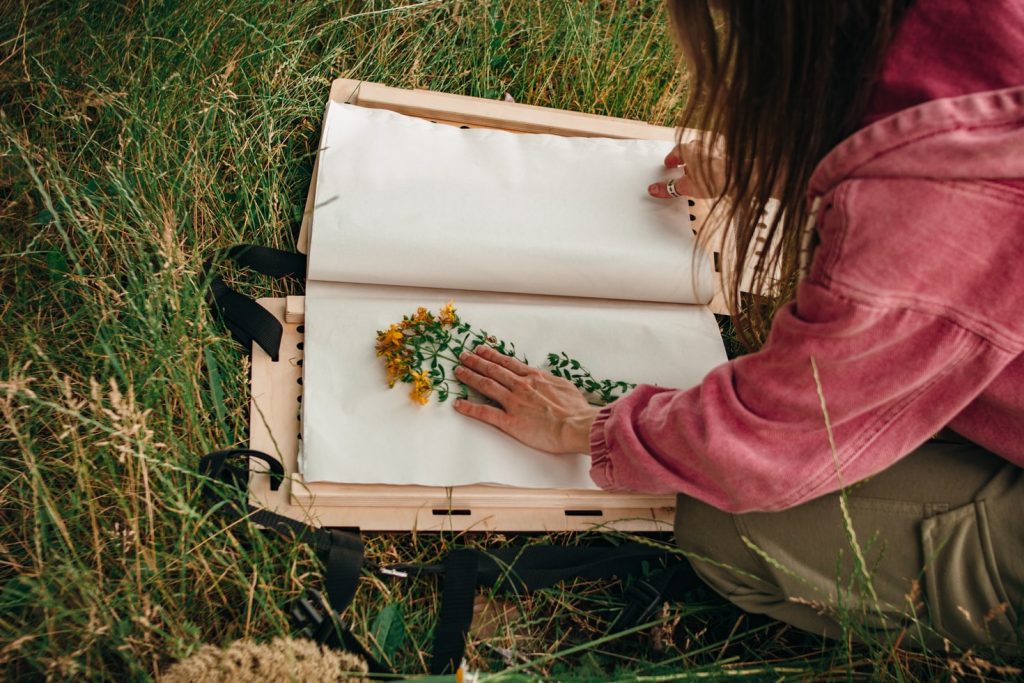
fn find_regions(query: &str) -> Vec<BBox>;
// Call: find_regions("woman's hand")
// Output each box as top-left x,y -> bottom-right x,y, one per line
647,140 -> 726,199
453,345 -> 600,454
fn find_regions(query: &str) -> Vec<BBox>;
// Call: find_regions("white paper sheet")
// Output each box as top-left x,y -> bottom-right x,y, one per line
307,102 -> 715,305
301,282 -> 727,488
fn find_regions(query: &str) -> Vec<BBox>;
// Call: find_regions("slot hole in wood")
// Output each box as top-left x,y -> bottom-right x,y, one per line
688,199 -> 695,207
564,509 -> 603,517
713,252 -> 721,273
432,509 -> 471,516
297,325 -> 305,333
689,214 -> 696,221
459,125 -> 470,129
297,342 -> 304,350
297,377 -> 303,385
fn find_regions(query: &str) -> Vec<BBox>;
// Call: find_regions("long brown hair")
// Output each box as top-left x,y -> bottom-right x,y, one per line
670,0 -> 911,349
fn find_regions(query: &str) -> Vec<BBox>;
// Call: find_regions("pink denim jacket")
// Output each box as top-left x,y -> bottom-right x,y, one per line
589,85 -> 1024,512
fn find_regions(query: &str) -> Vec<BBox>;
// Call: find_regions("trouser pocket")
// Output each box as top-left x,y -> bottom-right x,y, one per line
921,499 -> 1018,648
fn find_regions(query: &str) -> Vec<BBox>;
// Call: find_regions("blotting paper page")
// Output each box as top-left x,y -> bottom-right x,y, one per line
307,102 -> 715,305
301,282 -> 727,488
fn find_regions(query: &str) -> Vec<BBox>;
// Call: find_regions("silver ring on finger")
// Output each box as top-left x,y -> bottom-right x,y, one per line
666,177 -> 682,199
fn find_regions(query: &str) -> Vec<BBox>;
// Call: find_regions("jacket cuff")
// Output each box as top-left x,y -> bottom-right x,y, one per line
588,404 -> 617,489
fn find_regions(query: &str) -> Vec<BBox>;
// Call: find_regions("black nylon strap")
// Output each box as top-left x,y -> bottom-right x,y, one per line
480,542 -> 671,593
395,541 -> 684,676
198,450 -> 354,562
610,561 -> 697,632
198,449 -> 378,670
223,244 -> 307,279
323,529 -> 365,615
200,448 -> 285,494
203,245 -> 306,362
430,549 -> 481,675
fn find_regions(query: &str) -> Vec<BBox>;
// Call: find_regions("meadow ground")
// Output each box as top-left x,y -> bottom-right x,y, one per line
1,1 -> 1020,680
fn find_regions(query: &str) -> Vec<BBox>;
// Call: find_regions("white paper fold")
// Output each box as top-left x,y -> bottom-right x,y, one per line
307,102 -> 715,305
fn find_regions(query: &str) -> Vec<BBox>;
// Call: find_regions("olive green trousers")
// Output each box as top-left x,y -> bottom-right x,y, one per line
674,432 -> 1023,654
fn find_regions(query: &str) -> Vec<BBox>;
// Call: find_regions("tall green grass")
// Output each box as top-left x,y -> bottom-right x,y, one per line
1,1 -> 1017,679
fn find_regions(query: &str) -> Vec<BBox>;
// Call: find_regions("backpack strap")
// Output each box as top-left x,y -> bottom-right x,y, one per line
203,245 -> 306,362
399,542 -> 694,675
197,449 -> 388,675
430,549 -> 482,675
198,449 -> 697,677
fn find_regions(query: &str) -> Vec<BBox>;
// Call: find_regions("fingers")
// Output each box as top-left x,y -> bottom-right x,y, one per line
460,349 -> 525,389
453,398 -> 509,431
648,173 -> 697,200
664,145 -> 684,168
474,344 -> 531,375
656,140 -> 724,199
454,364 -> 511,404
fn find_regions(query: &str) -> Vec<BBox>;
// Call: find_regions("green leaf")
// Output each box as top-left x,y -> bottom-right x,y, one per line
371,603 -> 406,661
32,208 -> 54,226
45,249 -> 69,281
204,349 -> 230,442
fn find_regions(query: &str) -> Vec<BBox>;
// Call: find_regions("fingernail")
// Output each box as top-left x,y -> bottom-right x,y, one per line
648,183 -> 659,195
459,351 -> 469,360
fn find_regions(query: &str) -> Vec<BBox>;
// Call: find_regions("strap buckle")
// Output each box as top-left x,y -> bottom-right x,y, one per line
378,566 -> 409,579
290,588 -> 390,675
613,578 -> 665,631
291,588 -> 339,643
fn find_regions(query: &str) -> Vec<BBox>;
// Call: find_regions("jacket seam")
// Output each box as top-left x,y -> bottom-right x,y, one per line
814,183 -> 850,285
940,179 -> 1024,206
818,110 -> 1024,192
816,277 -> 1024,354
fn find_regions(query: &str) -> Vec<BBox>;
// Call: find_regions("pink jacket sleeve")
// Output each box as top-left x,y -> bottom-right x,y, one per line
588,279 -> 1016,513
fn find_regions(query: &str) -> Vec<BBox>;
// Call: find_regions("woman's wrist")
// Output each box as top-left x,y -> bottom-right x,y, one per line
565,406 -> 602,454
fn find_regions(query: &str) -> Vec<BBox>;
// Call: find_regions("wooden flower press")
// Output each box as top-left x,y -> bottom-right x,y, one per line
247,78 -> 733,532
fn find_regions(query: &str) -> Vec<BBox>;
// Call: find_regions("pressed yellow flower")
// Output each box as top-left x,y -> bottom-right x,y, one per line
438,300 -> 458,326
409,369 -> 432,405
375,324 -> 405,356
385,356 -> 410,387
412,306 -> 432,324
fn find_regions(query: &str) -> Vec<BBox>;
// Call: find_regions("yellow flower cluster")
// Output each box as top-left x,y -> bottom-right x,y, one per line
409,369 -> 432,405
375,301 -> 460,405
374,323 -> 412,387
438,301 -> 457,325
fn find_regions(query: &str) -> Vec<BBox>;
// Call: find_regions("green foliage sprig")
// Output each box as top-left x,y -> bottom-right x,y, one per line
546,352 -> 636,405
375,303 -> 636,407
